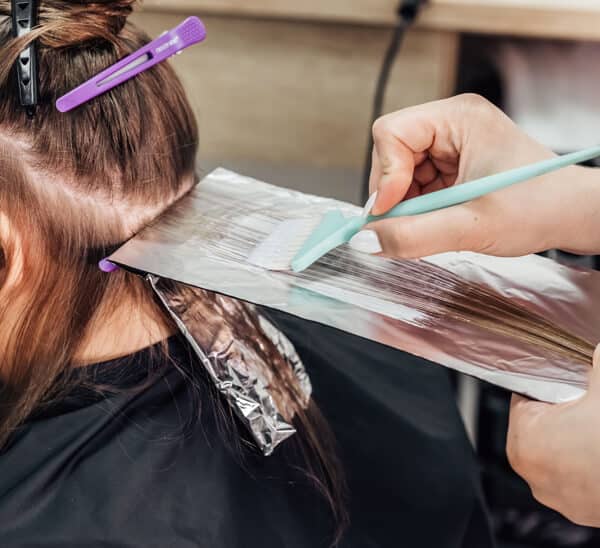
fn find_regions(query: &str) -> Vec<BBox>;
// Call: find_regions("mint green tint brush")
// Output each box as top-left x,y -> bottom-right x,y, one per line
247,145 -> 600,273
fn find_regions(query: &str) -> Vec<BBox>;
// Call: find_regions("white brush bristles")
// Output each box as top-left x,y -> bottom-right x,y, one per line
247,216 -> 322,271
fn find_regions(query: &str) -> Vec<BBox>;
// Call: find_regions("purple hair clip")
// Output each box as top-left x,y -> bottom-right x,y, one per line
56,16 -> 206,113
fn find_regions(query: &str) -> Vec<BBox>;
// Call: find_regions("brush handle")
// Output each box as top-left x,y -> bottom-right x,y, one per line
291,144 -> 600,272
370,145 -> 600,221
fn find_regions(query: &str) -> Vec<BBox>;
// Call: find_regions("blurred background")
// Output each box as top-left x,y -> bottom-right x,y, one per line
134,2 -> 600,547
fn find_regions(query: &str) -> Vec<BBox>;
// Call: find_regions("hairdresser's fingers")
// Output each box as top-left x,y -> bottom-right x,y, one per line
370,102 -> 464,215
369,147 -> 428,198
356,204 -> 490,258
506,394 -> 554,482
371,128 -> 415,215
413,159 -> 438,185
368,149 -> 382,196
432,156 -> 459,176
404,183 -> 421,200
421,178 -> 447,195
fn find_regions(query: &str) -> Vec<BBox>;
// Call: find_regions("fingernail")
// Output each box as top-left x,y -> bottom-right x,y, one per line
349,230 -> 383,254
361,191 -> 378,219
593,344 -> 600,367
99,259 -> 119,273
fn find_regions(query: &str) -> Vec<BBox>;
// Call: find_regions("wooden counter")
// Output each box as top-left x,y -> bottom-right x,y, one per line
132,9 -> 458,199
143,0 -> 600,41
134,1 -> 600,202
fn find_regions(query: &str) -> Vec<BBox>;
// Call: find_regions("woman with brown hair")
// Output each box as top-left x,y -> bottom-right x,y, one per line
0,1 -> 492,546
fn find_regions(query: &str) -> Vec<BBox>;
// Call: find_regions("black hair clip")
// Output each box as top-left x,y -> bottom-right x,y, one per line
11,0 -> 38,118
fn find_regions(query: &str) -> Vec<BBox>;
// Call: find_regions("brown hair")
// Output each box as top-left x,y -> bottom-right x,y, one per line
0,0 -> 347,539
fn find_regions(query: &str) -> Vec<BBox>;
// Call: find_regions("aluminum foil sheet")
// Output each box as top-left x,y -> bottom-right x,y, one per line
148,275 -> 311,456
110,168 -> 600,404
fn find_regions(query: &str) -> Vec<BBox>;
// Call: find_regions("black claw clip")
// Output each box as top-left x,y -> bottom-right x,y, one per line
11,0 -> 38,116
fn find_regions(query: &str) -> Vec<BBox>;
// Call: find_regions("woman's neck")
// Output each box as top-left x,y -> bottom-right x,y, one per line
75,291 -> 176,366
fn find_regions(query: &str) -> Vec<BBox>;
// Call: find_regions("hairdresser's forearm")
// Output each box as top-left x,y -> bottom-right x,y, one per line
548,166 -> 600,255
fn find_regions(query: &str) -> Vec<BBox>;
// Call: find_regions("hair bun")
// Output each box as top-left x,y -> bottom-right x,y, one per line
37,0 -> 138,48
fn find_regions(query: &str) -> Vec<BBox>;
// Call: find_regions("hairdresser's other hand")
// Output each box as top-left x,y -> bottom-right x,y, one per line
353,94 -> 600,258
506,344 -> 600,527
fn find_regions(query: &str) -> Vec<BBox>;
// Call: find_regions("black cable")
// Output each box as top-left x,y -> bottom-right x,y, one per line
361,1 -> 427,203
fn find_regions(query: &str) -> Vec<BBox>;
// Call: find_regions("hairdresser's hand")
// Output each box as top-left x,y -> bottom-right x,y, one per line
506,344 -> 600,526
350,94 -> 600,258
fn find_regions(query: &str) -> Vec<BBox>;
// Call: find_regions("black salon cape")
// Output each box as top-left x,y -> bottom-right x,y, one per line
0,310 -> 494,548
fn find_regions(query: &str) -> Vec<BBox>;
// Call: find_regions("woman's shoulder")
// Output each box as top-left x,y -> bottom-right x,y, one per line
0,316 -> 492,548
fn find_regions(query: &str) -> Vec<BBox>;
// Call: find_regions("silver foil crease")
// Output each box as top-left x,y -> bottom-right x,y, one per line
110,168 -> 600,404
148,275 -> 312,456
